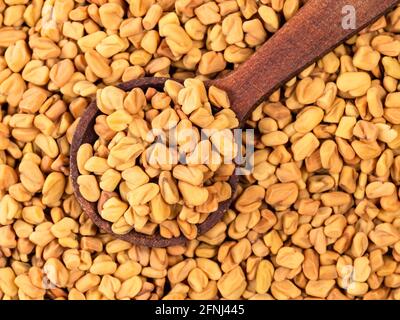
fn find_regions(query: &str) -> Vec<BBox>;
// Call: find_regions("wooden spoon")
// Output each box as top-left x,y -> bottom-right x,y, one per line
71,0 -> 400,247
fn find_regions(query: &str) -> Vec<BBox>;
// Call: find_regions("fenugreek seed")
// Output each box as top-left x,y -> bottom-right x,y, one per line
0,225 -> 16,248
90,260 -> 118,276
75,274 -> 101,293
208,86 -> 231,109
127,183 -> 159,206
291,132 -> 320,161
276,247 -> 304,269
0,268 -> 18,297
114,261 -> 142,281
198,52 -> 226,75
366,181 -> 396,199
84,156 -> 110,175
270,280 -> 301,300
14,274 -> 45,299
217,266 -> 246,299
43,258 -> 69,288
22,60 -> 50,86
337,72 -> 371,97
51,217 -> 78,238
369,223 -> 400,247
168,259 -> 196,284
116,276 -> 142,299
265,183 -> 299,209
235,185 -> 265,213
98,3 -> 124,30
382,56 -> 400,79
296,77 -> 325,105
22,206 -> 44,224
77,144 -> 93,175
85,49 -> 112,78
122,166 -> 150,190
188,268 -> 209,293
255,260 -> 274,294
19,160 -> 44,193
261,131 -> 288,146
305,280 -> 335,298
42,172 -> 66,206
335,116 -> 357,139
5,40 -> 30,72
101,197 -> 128,223
106,110 -> 133,132
294,107 -> 324,133
158,171 -> 180,205
100,169 -> 121,192
178,181 -> 209,206
321,192 -> 351,207
0,164 -> 18,190
353,46 -> 381,71
196,258 -> 222,281
0,28 -> 26,47
77,175 -> 101,202
163,24 -> 193,55
258,5 -> 279,32
351,140 -> 382,160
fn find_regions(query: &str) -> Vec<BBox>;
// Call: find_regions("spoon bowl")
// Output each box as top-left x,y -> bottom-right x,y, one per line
70,0 -> 400,247
70,77 -> 239,247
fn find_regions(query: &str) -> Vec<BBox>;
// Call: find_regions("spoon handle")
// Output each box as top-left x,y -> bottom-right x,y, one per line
211,0 -> 400,121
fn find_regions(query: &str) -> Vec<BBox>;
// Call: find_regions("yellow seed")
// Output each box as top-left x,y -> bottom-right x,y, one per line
255,260 -> 274,294
296,77 -> 325,104
294,107 -> 324,133
261,131 -> 288,146
291,132 -> 320,161
337,72 -> 372,97
217,266 -> 246,299
127,183 -> 160,206
98,3 -> 124,30
366,181 -> 396,199
5,40 -> 30,72
106,110 -> 133,132
77,175 -> 101,202
382,56 -> 400,79
116,276 -> 142,299
0,268 -> 18,297
85,49 -> 112,78
353,46 -> 381,71
43,258 -> 69,288
0,164 -> 18,191
369,223 -> 400,247
270,280 -> 301,300
178,181 -> 209,206
276,247 -> 304,269
101,197 -> 128,223
305,280 -> 335,298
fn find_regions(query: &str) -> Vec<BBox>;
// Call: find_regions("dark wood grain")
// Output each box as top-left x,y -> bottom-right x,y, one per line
210,0 -> 400,121
70,0 -> 400,247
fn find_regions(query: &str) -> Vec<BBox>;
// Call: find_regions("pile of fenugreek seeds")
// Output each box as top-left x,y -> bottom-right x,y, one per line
77,79 -> 238,239
1,0 -> 400,301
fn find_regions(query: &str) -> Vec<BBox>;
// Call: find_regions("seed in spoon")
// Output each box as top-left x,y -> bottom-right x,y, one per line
76,79 -> 240,240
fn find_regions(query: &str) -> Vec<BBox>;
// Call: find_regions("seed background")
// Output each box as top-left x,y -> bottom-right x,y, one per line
0,0 -> 400,300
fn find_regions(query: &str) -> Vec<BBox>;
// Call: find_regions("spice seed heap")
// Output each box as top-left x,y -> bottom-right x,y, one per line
77,79 -> 238,239
1,0 -> 400,300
